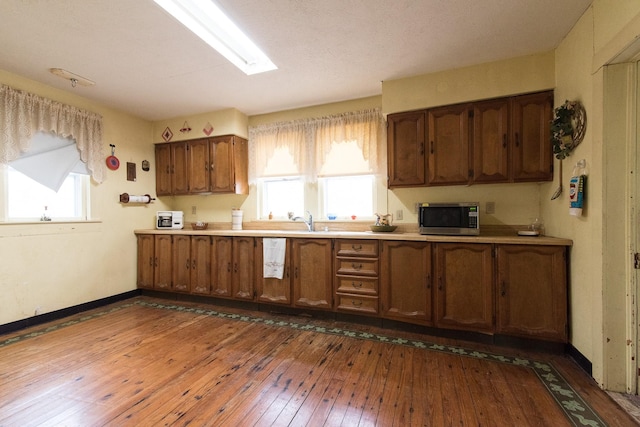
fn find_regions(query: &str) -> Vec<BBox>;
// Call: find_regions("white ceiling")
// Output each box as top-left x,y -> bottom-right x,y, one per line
0,0 -> 591,121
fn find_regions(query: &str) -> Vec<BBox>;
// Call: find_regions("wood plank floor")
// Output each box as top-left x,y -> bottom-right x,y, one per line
0,296 -> 636,426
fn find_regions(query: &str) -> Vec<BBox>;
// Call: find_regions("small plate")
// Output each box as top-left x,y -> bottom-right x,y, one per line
518,230 -> 540,236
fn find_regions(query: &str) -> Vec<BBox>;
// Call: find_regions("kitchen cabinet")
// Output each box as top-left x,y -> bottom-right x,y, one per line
434,243 -> 494,332
472,98 -> 510,183
427,104 -> 471,185
511,91 -> 554,182
334,239 -> 379,315
211,236 -> 233,297
172,235 -> 192,293
256,238 -> 292,305
292,238 -> 333,310
496,244 -> 567,342
154,135 -> 248,196
387,110 -> 426,187
136,234 -> 156,289
231,236 -> 255,300
191,236 -> 212,295
380,241 -> 432,325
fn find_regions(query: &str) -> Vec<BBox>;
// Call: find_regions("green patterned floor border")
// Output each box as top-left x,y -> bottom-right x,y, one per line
0,299 -> 607,427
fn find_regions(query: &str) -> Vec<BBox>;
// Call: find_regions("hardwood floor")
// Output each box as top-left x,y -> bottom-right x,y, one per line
0,296 -> 636,426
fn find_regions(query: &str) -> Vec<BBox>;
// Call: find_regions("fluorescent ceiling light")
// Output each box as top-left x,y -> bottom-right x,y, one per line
154,0 -> 277,75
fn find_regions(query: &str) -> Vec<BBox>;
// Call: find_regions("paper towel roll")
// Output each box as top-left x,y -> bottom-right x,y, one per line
232,209 -> 243,230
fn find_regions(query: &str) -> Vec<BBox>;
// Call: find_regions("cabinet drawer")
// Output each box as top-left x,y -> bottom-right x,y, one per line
336,294 -> 379,314
336,276 -> 378,296
336,240 -> 378,257
336,257 -> 378,276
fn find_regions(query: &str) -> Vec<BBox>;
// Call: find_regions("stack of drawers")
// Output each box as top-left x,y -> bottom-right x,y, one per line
334,239 -> 379,314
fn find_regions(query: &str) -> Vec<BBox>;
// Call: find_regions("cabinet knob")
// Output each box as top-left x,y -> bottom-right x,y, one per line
352,263 -> 362,270
351,244 -> 362,251
352,281 -> 363,289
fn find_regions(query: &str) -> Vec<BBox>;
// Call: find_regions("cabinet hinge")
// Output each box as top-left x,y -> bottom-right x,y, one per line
468,110 -> 474,118
634,253 -> 640,269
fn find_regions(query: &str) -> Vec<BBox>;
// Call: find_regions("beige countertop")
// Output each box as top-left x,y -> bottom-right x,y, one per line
134,228 -> 572,246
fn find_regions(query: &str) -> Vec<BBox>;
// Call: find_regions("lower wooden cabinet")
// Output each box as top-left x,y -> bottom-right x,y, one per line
256,238 -> 292,305
136,234 -> 156,289
496,244 -> 568,342
231,236 -> 255,300
136,234 -> 172,290
434,243 -> 494,332
212,236 -> 233,297
292,238 -> 333,310
380,241 -> 432,325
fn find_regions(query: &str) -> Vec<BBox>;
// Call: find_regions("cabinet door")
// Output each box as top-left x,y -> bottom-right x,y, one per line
172,235 -> 191,293
209,136 -> 235,193
171,142 -> 190,195
188,139 -> 210,193
212,236 -> 233,297
428,104 -> 470,185
256,238 -> 291,305
137,235 -> 155,289
511,91 -> 553,182
472,99 -> 510,183
191,236 -> 211,295
155,144 -> 173,196
292,239 -> 333,309
434,243 -> 494,332
387,111 -> 426,187
154,235 -> 173,290
496,245 -> 567,342
232,236 -> 255,300
380,241 -> 432,324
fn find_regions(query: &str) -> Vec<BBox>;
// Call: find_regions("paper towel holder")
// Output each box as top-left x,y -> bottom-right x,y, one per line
119,193 -> 155,204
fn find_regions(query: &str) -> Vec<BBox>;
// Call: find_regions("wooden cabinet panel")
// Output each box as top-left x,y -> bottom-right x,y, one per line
212,236 -> 233,297
256,238 -> 292,305
380,241 -> 432,324
428,104 -> 470,185
155,144 -> 172,197
472,99 -> 510,183
335,276 -> 378,296
137,235 -> 155,289
496,245 -> 567,342
511,91 -> 553,182
209,136 -> 234,193
232,236 -> 255,300
154,235 -> 173,291
387,111 -> 426,187
171,142 -> 189,195
335,240 -> 378,257
335,257 -> 378,277
434,243 -> 494,332
188,139 -> 210,194
336,294 -> 378,315
292,239 -> 333,310
172,235 -> 192,293
191,236 -> 212,295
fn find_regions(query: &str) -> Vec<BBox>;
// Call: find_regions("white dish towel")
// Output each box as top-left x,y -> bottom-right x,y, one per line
263,238 -> 286,279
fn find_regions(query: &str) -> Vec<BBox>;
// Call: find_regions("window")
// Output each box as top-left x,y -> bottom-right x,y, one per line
6,166 -> 89,221
259,177 -> 304,219
320,174 -> 374,219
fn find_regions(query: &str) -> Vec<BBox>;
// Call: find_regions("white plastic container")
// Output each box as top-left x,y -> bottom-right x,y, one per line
232,209 -> 243,230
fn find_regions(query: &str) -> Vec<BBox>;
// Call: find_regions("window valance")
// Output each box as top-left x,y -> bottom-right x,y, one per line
0,84 -> 106,183
249,108 -> 385,184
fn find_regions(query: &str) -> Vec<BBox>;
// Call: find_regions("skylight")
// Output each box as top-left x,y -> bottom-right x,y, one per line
153,0 -> 277,75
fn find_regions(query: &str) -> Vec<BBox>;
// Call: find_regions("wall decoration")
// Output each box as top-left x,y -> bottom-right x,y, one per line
180,121 -> 192,133
551,100 -> 587,160
127,162 -> 136,181
162,127 -> 173,142
203,121 -> 214,136
106,144 -> 120,170
142,160 -> 150,171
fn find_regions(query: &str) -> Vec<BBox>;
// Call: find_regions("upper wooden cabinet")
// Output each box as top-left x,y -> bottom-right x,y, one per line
386,110 -> 426,187
155,135 -> 249,196
387,91 -> 553,188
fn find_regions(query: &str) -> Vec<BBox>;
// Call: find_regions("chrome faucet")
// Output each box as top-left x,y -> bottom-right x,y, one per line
289,211 -> 314,232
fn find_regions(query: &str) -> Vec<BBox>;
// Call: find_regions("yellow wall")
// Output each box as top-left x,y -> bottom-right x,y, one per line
0,69 -> 168,325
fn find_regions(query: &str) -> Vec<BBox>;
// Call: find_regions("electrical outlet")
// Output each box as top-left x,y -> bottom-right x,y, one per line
191,206 -> 197,215
485,201 -> 495,214
396,209 -> 403,220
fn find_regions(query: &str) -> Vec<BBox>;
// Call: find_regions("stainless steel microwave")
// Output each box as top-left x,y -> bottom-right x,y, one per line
418,202 -> 480,235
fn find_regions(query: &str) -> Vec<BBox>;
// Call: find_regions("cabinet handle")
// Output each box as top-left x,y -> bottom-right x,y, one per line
352,281 -> 363,289
352,263 -> 362,270
286,266 -> 290,278
295,267 -> 299,279
205,162 -> 208,171
351,300 -> 363,307
192,260 -> 196,269
171,165 -> 175,173
351,244 -> 362,251
438,276 -> 443,291
502,134 -> 507,148
501,281 -> 507,297
426,273 -> 431,289
154,257 -> 158,267
234,263 -> 238,273
186,259 -> 190,270
210,163 -> 215,171
419,142 -> 424,155
430,140 -> 434,154
515,133 -> 520,147
149,257 -> 154,267
227,262 -> 231,273
165,165 -> 170,174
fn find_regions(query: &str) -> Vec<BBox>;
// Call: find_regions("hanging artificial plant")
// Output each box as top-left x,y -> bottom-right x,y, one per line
551,100 -> 586,160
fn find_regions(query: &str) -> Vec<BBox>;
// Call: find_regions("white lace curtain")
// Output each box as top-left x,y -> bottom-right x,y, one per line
0,84 -> 106,183
249,108 -> 385,184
